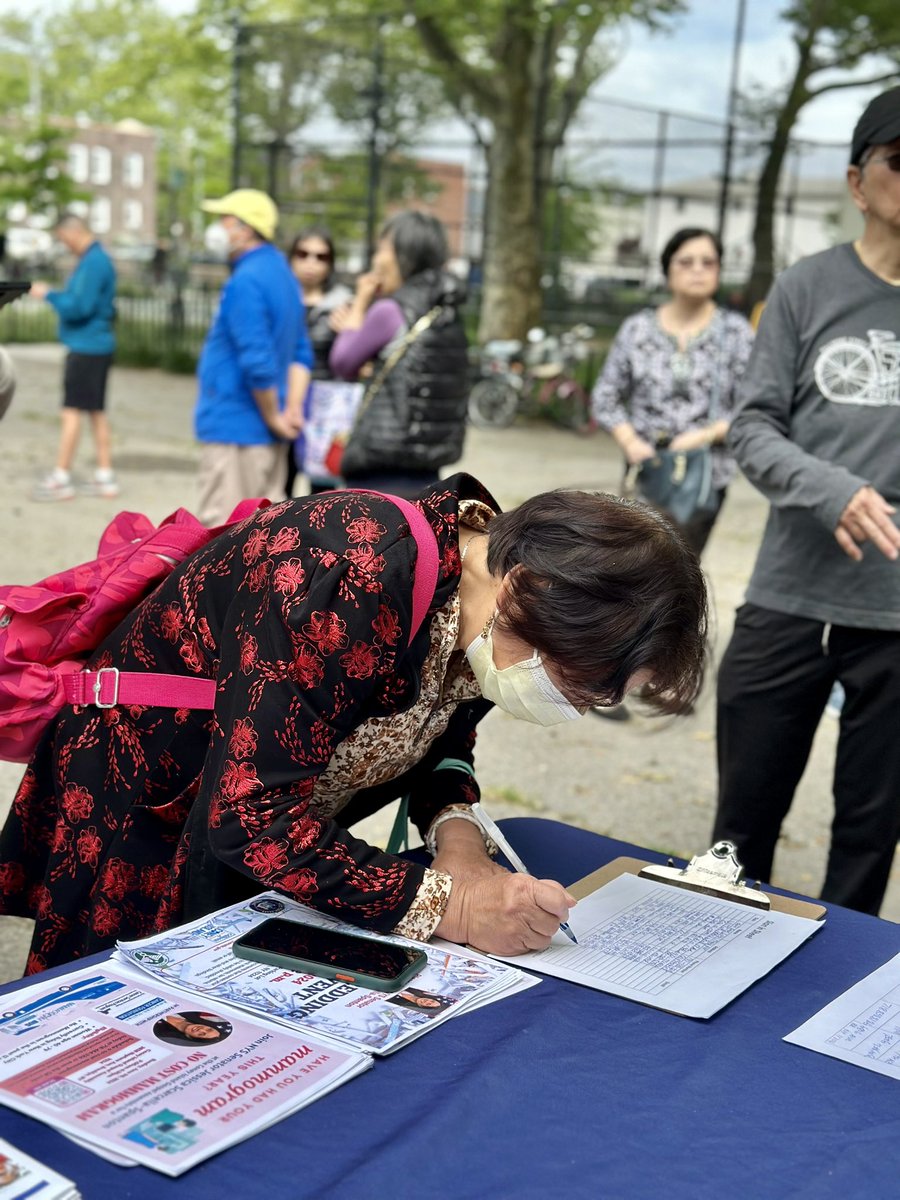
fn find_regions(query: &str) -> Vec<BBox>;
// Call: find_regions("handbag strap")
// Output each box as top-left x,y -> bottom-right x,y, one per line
68,492 -> 440,712
349,304 -> 443,432
388,758 -> 477,855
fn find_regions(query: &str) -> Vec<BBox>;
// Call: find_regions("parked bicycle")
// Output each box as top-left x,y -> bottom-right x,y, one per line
467,324 -> 594,431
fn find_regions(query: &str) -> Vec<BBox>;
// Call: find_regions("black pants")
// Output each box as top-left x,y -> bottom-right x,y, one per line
342,469 -> 440,501
713,604 -> 900,914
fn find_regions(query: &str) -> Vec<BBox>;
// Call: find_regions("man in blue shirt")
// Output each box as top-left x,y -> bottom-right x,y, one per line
30,214 -> 117,501
195,189 -> 312,526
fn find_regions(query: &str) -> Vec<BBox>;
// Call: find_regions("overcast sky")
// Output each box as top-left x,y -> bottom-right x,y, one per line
596,0 -> 892,144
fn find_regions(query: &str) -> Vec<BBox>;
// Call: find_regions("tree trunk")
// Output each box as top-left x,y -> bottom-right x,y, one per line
476,23 -> 542,344
745,37 -> 816,309
478,125 -> 542,342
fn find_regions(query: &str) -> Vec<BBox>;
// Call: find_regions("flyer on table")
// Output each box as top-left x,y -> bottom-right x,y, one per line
0,966 -> 369,1177
115,892 -> 532,1055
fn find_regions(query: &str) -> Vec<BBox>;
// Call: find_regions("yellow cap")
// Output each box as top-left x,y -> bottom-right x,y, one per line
201,189 -> 278,241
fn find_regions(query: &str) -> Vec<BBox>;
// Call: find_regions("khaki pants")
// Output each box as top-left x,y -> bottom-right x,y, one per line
197,442 -> 282,527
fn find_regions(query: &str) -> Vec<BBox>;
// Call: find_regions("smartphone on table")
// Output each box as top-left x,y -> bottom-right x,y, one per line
232,918 -> 428,992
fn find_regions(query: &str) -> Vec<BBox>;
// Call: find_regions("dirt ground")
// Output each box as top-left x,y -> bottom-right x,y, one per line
2,342 -> 894,984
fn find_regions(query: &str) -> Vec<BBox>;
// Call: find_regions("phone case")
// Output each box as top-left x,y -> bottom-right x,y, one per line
231,935 -> 427,993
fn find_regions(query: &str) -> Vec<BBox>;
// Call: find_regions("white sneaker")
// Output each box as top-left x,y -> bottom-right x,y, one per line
32,471 -> 75,502
80,471 -> 120,499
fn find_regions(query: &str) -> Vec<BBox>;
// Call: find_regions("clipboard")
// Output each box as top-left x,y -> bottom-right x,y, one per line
569,841 -> 826,922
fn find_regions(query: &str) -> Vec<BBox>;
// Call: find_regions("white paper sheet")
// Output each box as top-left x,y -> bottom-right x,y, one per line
493,873 -> 822,1018
785,951 -> 900,1078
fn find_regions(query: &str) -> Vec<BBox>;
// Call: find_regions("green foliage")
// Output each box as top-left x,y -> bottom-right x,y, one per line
0,123 -> 90,220
744,0 -> 900,305
281,152 -> 438,246
0,3 -> 233,241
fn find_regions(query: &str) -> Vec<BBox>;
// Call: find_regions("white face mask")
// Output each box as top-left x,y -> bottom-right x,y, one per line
465,619 -> 584,726
204,220 -> 232,260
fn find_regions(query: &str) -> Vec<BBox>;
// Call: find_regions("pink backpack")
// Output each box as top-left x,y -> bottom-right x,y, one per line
0,493 -> 438,764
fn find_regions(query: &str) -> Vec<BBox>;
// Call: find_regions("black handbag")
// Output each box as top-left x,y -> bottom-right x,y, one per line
627,447 -> 717,526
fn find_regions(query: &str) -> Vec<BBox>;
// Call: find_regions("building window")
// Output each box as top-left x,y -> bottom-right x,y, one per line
123,152 -> 144,188
68,143 -> 88,184
90,197 -> 111,234
123,199 -> 143,231
90,146 -> 112,185
68,200 -> 90,220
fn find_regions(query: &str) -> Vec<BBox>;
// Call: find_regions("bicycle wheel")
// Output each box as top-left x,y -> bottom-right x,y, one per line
537,375 -> 592,432
468,378 -> 519,428
814,337 -> 878,404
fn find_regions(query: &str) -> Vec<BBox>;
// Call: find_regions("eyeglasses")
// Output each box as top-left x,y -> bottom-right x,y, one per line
671,256 -> 719,271
865,151 -> 900,173
292,248 -> 331,262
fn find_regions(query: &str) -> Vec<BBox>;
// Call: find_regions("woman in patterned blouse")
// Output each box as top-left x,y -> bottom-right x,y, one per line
591,227 -> 755,556
0,474 -> 707,973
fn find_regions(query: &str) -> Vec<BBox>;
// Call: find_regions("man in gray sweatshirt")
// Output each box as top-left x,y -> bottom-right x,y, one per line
713,87 -> 900,914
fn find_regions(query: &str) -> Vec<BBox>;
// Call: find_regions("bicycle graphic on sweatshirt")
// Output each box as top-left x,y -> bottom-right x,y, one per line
815,329 -> 900,406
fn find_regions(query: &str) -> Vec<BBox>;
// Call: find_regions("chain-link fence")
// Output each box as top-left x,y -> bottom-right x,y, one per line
230,14 -> 854,318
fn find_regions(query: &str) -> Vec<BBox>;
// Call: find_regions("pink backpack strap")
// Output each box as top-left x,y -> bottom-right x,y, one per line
67,493 -> 440,712
64,668 -> 217,710
373,493 -> 440,646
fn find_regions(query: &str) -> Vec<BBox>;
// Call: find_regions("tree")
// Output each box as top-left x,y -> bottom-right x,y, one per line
0,123 -> 90,221
228,9 -> 452,256
1,0 -> 236,242
407,0 -> 681,341
744,0 -> 900,309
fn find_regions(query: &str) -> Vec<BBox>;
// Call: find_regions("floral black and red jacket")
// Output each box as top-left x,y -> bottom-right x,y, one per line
0,474 -> 496,973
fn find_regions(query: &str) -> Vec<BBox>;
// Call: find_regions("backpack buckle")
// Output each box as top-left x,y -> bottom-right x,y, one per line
92,667 -> 120,708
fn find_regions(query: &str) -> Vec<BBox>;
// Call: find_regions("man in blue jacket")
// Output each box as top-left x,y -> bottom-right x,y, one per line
195,189 -> 312,526
30,214 -> 117,501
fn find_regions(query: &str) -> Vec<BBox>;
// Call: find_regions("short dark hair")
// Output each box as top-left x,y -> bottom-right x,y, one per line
380,210 -> 448,281
660,227 -> 722,277
486,491 -> 708,713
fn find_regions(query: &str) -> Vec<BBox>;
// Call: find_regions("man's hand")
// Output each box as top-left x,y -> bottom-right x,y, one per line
263,409 -> 302,441
434,872 -> 576,956
29,282 -> 50,301
835,485 -> 900,562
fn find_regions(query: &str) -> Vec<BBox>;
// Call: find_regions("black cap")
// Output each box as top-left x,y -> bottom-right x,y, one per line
850,86 -> 900,165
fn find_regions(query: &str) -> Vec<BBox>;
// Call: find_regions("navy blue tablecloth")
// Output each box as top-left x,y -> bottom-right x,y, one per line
3,819 -> 900,1199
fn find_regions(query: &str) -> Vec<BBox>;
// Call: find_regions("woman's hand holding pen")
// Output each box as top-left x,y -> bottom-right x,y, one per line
431,818 -> 506,884
435,872 -> 576,955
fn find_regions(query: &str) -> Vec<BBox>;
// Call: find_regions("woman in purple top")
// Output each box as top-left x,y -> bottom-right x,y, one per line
329,211 -> 469,499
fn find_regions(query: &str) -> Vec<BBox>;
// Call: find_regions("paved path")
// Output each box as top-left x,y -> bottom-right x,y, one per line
1,344 -> 891,983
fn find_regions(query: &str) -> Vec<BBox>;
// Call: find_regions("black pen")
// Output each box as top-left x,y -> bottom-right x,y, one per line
470,803 -> 578,944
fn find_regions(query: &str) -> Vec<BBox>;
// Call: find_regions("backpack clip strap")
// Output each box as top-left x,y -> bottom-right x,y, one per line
65,669 -> 217,710
91,666 -> 119,708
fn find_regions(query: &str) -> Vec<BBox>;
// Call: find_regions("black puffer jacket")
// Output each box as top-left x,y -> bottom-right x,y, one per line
342,269 -> 469,476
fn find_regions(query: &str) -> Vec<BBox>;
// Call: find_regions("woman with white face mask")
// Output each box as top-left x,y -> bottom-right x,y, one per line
1,474 -> 707,972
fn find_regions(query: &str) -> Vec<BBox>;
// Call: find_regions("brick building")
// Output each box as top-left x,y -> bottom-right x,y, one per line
63,118 -> 157,247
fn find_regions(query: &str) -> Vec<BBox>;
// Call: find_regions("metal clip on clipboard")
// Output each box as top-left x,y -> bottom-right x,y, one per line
639,840 -> 770,910
568,841 -> 825,919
